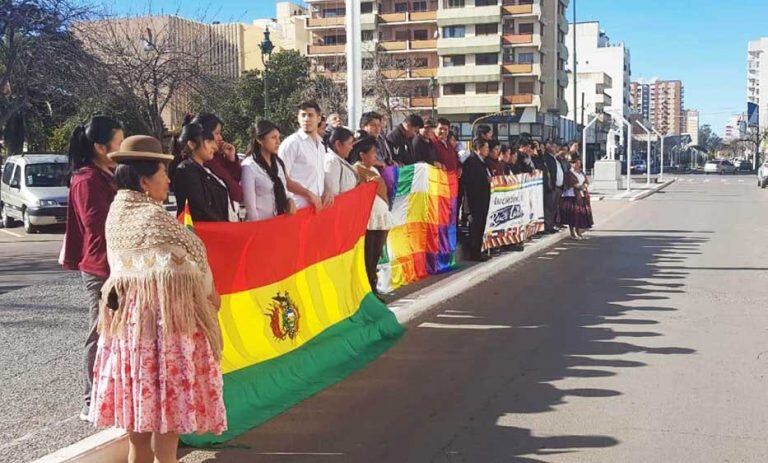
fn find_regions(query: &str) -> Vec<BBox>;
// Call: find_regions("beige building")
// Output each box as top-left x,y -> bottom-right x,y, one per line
684,109 -> 699,145
630,79 -> 684,136
305,0 -> 570,139
77,3 -> 310,131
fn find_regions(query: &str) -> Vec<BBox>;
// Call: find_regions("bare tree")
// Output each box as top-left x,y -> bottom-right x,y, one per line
74,13 -> 235,141
363,49 -> 424,128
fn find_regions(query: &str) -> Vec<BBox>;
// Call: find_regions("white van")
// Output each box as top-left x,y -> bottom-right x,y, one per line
0,154 -> 70,233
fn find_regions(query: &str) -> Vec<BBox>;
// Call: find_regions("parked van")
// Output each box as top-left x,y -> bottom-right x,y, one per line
0,154 -> 70,233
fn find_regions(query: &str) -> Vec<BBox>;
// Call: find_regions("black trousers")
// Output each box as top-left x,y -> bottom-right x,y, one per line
544,187 -> 563,229
82,272 -> 106,408
467,204 -> 489,258
365,230 -> 388,293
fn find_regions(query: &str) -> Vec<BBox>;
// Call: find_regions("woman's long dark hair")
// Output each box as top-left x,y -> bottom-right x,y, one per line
247,120 -> 289,216
169,115 -> 215,181
191,113 -> 223,134
350,132 -> 378,162
67,116 -> 123,170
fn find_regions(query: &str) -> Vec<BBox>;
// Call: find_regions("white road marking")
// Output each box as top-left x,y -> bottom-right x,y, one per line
703,179 -> 711,183
418,322 -> 511,330
437,314 -> 478,319
0,229 -> 22,238
738,179 -> 745,183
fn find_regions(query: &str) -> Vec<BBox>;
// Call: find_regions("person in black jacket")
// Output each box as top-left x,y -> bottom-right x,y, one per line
172,122 -> 234,222
461,138 -> 492,262
542,142 -> 566,233
412,118 -> 438,165
515,139 -> 536,174
386,114 -> 423,166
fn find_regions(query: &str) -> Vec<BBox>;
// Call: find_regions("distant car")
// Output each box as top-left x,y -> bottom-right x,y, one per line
758,162 -> 768,188
0,154 -> 70,233
632,161 -> 647,174
704,159 -> 737,175
737,159 -> 754,172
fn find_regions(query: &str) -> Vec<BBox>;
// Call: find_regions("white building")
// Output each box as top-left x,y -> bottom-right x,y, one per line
724,114 -> 746,143
684,109 -> 699,146
566,22 -> 631,120
748,38 -> 768,134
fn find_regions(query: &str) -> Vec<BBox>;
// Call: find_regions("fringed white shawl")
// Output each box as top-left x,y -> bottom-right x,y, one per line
98,190 -> 223,359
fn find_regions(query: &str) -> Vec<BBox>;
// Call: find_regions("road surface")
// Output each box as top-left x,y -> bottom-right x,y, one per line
178,175 -> 768,463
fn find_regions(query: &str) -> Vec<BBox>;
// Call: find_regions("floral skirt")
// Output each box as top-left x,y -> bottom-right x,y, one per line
89,328 -> 227,435
559,196 -> 594,229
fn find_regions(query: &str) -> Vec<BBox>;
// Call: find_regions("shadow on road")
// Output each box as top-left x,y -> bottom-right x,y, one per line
180,231 -> 704,463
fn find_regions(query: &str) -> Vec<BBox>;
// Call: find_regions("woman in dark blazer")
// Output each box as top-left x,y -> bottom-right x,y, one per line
171,122 -> 234,222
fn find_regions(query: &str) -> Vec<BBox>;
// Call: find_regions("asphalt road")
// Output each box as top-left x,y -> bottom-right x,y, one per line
177,175 -> 768,463
0,225 -> 66,294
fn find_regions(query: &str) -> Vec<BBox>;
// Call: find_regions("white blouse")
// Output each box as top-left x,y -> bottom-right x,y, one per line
241,155 -> 294,222
355,163 -> 393,231
324,152 -> 359,195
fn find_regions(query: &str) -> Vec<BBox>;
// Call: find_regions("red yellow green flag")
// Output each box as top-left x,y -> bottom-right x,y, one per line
180,183 -> 404,447
177,200 -> 193,229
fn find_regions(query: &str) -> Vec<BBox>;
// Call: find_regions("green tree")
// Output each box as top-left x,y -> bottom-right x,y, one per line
697,124 -> 722,154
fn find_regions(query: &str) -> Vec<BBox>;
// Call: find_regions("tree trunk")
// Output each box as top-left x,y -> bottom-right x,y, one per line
3,111 -> 25,155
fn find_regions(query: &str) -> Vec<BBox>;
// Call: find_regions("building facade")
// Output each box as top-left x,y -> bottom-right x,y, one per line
566,22 -> 631,119
748,38 -> 768,135
724,114 -> 746,143
684,109 -> 699,146
305,0 -> 570,140
630,79 -> 684,136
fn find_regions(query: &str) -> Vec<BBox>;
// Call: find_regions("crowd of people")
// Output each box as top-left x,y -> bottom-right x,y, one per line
60,102 -> 592,462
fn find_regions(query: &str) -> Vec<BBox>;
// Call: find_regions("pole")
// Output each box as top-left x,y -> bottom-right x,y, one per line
572,0 -> 577,137
652,127 -> 665,181
346,0 -> 363,131
635,120 -> 652,185
263,64 -> 268,119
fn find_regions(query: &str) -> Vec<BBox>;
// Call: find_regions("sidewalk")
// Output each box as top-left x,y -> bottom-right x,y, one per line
591,177 -> 677,202
30,185 -> 653,463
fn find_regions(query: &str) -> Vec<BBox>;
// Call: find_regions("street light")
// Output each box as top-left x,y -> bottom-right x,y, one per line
582,114 -> 599,167
651,127 -> 666,181
429,76 -> 437,119
259,27 -> 275,119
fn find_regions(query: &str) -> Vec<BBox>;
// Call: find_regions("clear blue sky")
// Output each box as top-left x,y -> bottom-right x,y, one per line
110,1 -> 768,136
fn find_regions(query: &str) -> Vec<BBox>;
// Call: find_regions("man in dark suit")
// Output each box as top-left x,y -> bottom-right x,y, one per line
542,141 -> 566,233
412,118 -> 438,165
461,138 -> 492,261
386,114 -> 424,166
515,139 -> 536,174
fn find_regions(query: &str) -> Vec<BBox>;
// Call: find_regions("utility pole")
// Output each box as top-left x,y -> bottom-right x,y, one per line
572,0 -> 577,136
346,0 -> 363,130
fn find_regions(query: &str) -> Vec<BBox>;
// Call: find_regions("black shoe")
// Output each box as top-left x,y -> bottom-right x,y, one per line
467,253 -> 491,262
544,228 -> 558,234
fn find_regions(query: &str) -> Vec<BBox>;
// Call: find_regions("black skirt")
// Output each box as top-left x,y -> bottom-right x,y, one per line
559,196 -> 594,229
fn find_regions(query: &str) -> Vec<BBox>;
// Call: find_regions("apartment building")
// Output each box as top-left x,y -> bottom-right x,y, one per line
748,38 -> 768,134
566,22 -> 631,119
630,79 -> 684,136
305,0 -> 570,140
684,109 -> 699,145
724,114 -> 746,143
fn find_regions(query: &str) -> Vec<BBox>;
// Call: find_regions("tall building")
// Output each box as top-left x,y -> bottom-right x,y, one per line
630,79 -> 684,136
684,109 -> 699,145
305,0 -> 570,140
748,38 -> 768,134
566,22 -> 631,119
724,114 -> 747,143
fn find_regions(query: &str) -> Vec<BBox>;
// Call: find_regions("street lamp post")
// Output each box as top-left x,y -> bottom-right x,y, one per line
429,76 -> 437,119
582,114 -> 599,166
259,27 -> 275,119
635,120 -> 652,185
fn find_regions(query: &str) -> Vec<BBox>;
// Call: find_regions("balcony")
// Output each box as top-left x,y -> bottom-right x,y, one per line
438,35 -> 501,55
558,69 -> 569,87
438,64 -> 500,84
317,71 -> 346,82
558,42 -> 569,60
437,5 -> 501,27
410,67 -> 438,78
410,11 -> 437,21
558,14 -> 569,33
410,96 -> 433,108
502,34 -> 540,47
410,39 -> 437,50
361,13 -> 376,30
502,63 -> 541,76
502,94 -> 539,106
379,40 -> 408,51
378,12 -> 407,23
307,44 -> 345,55
306,16 -> 345,28
502,2 -> 541,17
437,94 -> 502,115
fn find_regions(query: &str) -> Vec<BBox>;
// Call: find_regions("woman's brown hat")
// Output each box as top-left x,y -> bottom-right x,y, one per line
109,135 -> 174,163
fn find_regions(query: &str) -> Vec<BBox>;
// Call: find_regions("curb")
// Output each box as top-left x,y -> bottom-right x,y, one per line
628,177 -> 677,202
30,428 -> 127,463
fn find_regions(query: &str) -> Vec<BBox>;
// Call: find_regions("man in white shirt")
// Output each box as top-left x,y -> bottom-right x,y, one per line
279,101 -> 335,210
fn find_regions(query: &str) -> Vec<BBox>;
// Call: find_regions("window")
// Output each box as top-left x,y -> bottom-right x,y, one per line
446,0 -> 465,8
442,26 -> 465,38
323,7 -> 345,17
413,86 -> 430,97
475,23 -> 498,35
324,35 -> 346,45
361,2 -> 373,13
476,53 -> 498,65
443,55 -> 465,66
1,163 -> 14,185
413,29 -> 428,40
475,0 -> 497,6
395,30 -> 410,40
518,23 -> 534,34
412,1 -> 427,11
361,30 -> 374,41
395,2 -> 408,12
444,83 -> 466,95
476,82 -> 499,94
517,52 -> 534,64
413,57 -> 429,68
518,81 -> 535,94
11,164 -> 21,186
24,163 -> 69,187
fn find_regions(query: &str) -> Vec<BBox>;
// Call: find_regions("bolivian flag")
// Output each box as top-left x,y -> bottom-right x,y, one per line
177,200 -> 193,229
181,183 -> 404,447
